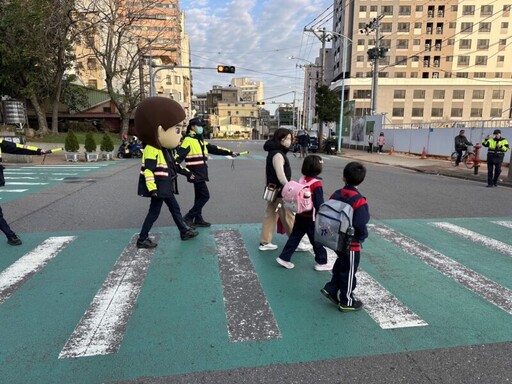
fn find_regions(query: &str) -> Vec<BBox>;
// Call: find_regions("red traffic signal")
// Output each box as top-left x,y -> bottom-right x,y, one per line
217,65 -> 235,73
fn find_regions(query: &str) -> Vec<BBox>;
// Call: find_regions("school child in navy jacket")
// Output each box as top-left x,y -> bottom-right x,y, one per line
276,155 -> 331,271
321,161 -> 370,311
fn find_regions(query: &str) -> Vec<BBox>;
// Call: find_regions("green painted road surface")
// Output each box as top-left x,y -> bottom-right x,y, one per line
0,217 -> 511,383
0,162 -> 117,204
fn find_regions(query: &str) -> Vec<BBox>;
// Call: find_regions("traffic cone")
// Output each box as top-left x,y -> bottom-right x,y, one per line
421,147 -> 428,159
389,146 -> 395,155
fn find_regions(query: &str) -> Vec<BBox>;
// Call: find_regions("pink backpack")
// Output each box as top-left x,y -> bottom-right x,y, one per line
282,177 -> 318,214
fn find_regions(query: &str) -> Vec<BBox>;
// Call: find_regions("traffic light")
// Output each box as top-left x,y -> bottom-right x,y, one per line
256,101 -> 265,105
217,65 -> 235,73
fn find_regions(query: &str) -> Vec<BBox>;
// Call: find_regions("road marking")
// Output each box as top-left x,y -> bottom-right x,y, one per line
212,230 -> 281,342
0,189 -> 28,193
356,270 -> 428,329
324,248 -> 427,329
431,222 -> 512,257
23,165 -> 105,169
5,182 -> 48,186
370,224 -> 512,315
0,236 -> 76,304
493,221 -> 512,230
59,234 -> 159,358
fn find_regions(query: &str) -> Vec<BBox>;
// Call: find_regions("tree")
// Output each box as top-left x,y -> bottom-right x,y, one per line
75,0 -> 176,137
315,84 -> 341,125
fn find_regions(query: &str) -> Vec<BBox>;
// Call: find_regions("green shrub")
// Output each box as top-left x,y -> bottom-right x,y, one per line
84,132 -> 97,152
64,131 -> 80,152
100,133 -> 114,152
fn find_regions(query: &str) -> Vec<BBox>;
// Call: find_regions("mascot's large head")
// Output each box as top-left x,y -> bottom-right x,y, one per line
134,96 -> 186,150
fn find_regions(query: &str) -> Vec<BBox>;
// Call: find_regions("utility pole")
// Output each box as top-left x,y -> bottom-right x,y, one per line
360,15 -> 386,115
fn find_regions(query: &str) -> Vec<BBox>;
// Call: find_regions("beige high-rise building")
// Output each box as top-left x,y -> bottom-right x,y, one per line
230,78 -> 264,102
331,0 -> 512,125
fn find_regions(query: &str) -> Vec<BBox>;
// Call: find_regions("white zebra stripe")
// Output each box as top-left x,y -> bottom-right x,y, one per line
431,222 -> 512,257
493,221 -> 512,230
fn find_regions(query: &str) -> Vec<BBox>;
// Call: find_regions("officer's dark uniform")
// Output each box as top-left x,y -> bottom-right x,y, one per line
175,118 -> 235,227
482,129 -> 509,187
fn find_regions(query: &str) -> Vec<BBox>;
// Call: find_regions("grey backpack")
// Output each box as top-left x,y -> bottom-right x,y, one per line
314,197 -> 357,252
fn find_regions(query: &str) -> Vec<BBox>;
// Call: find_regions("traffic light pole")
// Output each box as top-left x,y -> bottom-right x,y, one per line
370,26 -> 380,115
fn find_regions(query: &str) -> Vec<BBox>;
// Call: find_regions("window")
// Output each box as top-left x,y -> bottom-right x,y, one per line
370,5 -> 378,12
479,23 -> 491,32
492,90 -> 505,99
431,107 -> 444,117
451,5 -> 458,12
87,79 -> 98,89
382,6 -> 393,15
410,72 -> 419,78
475,56 -> 488,65
412,108 -> 424,117
414,22 -> 422,29
504,5 -> 511,12
175,76 -> 181,84
413,39 -> 421,46
470,108 -> 483,117
456,73 -> 469,78
381,23 -> 393,32
477,39 -> 490,50
394,90 -> 406,99
353,90 -> 371,99
396,72 -> 406,78
357,39 -> 365,46
472,90 -> 485,99
413,90 -> 425,99
457,56 -> 470,65
474,72 -> 487,78
461,22 -> 473,32
495,72 -> 504,78
451,108 -> 463,117
397,23 -> 410,32
490,108 -> 502,117
397,40 -> 408,49
359,5 -> 367,12
449,22 -> 456,29
447,39 -> 455,45
502,22 -> 509,29
357,55 -> 364,62
87,58 -> 97,70
446,56 -> 453,62
392,107 -> 405,117
459,39 -> 471,49
416,5 -> 423,12
399,6 -> 411,15
433,90 -> 445,99
480,5 -> 493,15
462,5 -> 475,15
453,90 -> 465,99
497,55 -> 505,62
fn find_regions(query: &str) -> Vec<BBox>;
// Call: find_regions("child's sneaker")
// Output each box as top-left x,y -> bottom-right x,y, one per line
314,263 -> 333,271
338,300 -> 363,312
7,234 -> 22,246
276,257 -> 295,269
259,243 -> 278,251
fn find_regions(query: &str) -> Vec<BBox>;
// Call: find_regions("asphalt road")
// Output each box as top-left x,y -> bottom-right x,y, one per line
1,140 -> 511,384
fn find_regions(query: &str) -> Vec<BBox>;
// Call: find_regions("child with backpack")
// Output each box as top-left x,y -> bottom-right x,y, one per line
321,161 -> 370,311
276,155 -> 331,271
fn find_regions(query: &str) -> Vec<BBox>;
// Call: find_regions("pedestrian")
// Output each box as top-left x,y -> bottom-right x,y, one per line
0,139 -> 48,246
298,130 -> 310,158
367,130 -> 374,153
377,132 -> 385,154
482,129 -> 509,187
259,128 -> 310,252
275,155 -> 331,271
176,117 -> 239,227
134,97 -> 198,249
321,161 -> 370,311
454,129 -> 472,166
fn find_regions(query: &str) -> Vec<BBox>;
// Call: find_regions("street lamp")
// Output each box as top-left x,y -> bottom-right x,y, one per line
324,30 -> 353,153
288,56 -> 319,131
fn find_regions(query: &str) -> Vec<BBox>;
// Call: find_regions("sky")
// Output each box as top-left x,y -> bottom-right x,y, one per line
179,0 -> 334,113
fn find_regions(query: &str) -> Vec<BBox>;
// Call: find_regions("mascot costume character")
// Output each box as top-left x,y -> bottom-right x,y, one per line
134,96 -> 198,249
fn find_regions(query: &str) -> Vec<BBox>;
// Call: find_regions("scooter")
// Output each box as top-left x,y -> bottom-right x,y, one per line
117,140 -> 142,158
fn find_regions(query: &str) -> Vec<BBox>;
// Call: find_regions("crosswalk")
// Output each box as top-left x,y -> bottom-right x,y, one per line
0,163 -> 114,203
0,218 -> 510,360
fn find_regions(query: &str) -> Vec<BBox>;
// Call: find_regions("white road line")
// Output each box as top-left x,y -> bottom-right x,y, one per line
493,221 -> 512,230
5,176 -> 39,179
23,166 -> 102,169
0,237 -> 76,304
356,271 -> 428,329
431,222 -> 512,257
0,189 -> 28,193
5,182 -> 48,186
370,224 -> 512,315
59,235 -> 159,358
324,248 -> 427,329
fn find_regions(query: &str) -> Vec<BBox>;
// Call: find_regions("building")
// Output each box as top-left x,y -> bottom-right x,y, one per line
230,78 -> 264,102
331,0 -> 512,124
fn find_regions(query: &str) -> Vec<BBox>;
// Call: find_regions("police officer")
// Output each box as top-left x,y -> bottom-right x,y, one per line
176,117 -> 239,227
0,139 -> 47,245
482,129 -> 509,187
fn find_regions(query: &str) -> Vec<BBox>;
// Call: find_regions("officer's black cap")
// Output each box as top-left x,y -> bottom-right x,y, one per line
493,129 -> 501,134
189,117 -> 206,126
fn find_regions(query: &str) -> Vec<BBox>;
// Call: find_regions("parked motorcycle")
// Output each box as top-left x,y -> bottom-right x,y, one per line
117,137 -> 142,158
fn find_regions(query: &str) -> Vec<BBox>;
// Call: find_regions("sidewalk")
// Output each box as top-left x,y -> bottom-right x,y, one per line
339,148 -> 512,188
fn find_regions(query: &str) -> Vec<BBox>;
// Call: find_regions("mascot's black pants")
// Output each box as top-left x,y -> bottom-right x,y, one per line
187,181 -> 210,220
0,205 -> 16,239
139,196 -> 188,240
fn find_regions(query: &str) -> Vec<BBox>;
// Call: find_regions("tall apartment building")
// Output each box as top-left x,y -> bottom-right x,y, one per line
332,0 -> 512,125
231,78 -> 264,102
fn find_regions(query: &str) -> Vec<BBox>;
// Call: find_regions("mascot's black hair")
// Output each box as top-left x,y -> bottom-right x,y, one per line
134,96 -> 186,149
